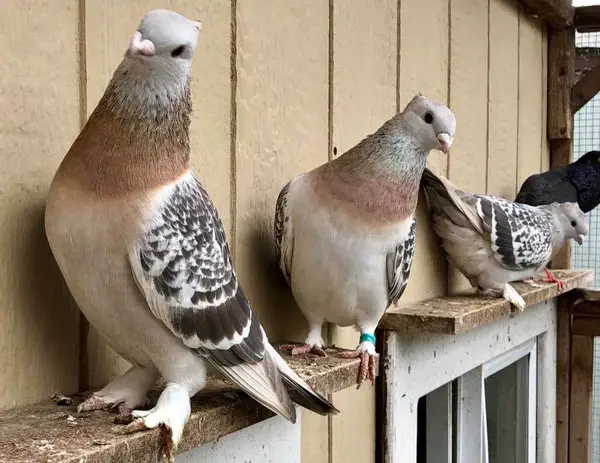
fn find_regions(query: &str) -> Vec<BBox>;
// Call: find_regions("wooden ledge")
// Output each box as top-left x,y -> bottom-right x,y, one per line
380,270 -> 593,335
0,348 -> 373,463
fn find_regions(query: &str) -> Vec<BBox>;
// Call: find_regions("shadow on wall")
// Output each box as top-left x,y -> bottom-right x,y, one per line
241,216 -> 308,345
0,198 -> 79,408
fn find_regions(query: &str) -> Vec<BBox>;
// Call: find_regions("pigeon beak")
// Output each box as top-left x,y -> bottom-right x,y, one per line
576,234 -> 585,245
192,20 -> 202,31
437,133 -> 453,154
128,31 -> 155,57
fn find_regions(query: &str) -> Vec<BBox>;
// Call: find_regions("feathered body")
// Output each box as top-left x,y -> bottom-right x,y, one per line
275,96 -> 456,384
45,10 -> 335,460
515,150 -> 600,213
421,168 -> 588,309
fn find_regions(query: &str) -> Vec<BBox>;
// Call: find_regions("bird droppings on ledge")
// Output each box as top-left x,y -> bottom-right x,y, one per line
380,269 -> 593,334
0,348 -> 375,463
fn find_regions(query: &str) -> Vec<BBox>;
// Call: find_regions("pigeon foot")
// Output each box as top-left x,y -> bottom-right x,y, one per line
120,383 -> 190,463
543,268 -> 564,292
279,343 -> 328,357
339,340 -> 377,389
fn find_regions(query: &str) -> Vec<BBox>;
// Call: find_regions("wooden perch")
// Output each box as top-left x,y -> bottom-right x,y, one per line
520,0 -> 573,29
574,6 -> 600,32
572,62 -> 600,114
576,47 -> 600,83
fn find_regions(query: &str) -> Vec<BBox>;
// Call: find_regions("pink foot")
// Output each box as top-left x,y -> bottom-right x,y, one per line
339,349 -> 377,388
544,268 -> 564,292
113,403 -> 134,424
279,343 -> 327,357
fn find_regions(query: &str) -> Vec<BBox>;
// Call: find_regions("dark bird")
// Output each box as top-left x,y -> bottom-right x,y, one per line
515,150 -> 600,213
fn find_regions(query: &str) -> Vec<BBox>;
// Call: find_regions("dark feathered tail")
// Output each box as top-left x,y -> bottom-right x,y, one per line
268,344 -> 339,416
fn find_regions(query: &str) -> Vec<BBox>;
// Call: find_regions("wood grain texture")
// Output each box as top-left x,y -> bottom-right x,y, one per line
520,0 -> 573,29
0,0 -> 81,409
569,334 -> 593,463
572,62 -> 600,114
548,28 -> 574,140
556,296 -> 571,463
399,0 -> 450,305
487,0 -> 519,198
517,13 -> 545,188
83,0 -> 232,388
380,270 -> 592,334
0,350 -> 373,463
447,0 -> 489,294
329,2 -> 397,461
234,2 -> 329,460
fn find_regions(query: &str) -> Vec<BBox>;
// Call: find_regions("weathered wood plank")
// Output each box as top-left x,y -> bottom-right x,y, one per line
569,334 -> 593,463
556,295 -> 571,463
572,63 -> 600,114
379,270 -> 592,334
519,0 -> 573,29
547,28 -> 574,140
0,350 -> 374,463
574,6 -> 600,31
572,315 -> 600,336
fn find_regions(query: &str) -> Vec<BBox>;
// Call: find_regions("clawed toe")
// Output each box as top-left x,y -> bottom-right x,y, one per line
280,343 -> 328,357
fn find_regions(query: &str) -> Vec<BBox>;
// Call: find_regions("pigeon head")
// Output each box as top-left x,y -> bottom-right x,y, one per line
125,9 -> 202,74
401,94 -> 456,154
555,202 -> 588,245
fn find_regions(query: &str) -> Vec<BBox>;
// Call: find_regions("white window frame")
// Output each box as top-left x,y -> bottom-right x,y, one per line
426,339 -> 537,463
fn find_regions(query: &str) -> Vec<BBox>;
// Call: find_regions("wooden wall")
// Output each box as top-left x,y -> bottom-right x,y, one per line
0,0 -> 548,461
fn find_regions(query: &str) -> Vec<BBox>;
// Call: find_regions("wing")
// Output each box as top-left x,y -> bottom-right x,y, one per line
387,219 -> 416,306
472,195 -> 553,269
129,173 -> 295,421
274,180 -> 294,285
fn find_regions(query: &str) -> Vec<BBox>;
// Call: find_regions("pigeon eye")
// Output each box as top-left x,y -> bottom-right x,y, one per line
571,220 -> 577,227
171,46 -> 186,57
423,112 -> 434,124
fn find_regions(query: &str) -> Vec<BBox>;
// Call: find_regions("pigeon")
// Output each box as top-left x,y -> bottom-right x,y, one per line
515,150 -> 600,213
44,9 -> 336,461
274,95 -> 456,386
420,168 -> 589,310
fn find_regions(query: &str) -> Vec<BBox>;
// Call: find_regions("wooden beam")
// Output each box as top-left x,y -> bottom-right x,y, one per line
548,28 -> 575,140
569,334 -> 594,463
556,296 -> 572,463
572,62 -> 600,114
548,27 -> 575,270
574,6 -> 600,32
520,0 -> 573,29
576,47 -> 600,83
572,315 -> 600,336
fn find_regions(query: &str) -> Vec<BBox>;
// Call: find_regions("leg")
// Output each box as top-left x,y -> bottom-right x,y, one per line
123,383 -> 191,463
338,322 -> 378,388
120,351 -> 207,462
78,365 -> 158,414
280,322 -> 327,356
543,268 -> 564,292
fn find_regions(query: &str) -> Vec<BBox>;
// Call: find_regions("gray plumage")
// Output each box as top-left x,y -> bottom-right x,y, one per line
421,168 -> 588,309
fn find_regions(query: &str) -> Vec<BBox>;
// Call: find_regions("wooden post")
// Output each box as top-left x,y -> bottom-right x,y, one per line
548,27 -> 575,269
547,26 -> 575,463
520,0 -> 574,29
569,334 -> 594,463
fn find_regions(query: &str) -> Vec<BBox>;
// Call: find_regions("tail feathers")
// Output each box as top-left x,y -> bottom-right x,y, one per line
268,344 -> 339,416
207,353 -> 297,423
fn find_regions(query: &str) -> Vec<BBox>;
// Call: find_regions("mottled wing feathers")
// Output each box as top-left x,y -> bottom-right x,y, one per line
274,180 -> 293,285
129,174 -> 299,421
130,175 -> 265,366
387,219 -> 416,306
421,168 -> 553,270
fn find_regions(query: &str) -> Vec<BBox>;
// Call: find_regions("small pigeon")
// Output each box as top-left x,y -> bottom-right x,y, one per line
420,168 -> 589,310
45,10 -> 336,461
274,95 -> 456,386
515,150 -> 600,213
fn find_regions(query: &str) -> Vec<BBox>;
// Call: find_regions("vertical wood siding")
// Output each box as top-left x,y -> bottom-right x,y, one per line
0,0 -> 548,461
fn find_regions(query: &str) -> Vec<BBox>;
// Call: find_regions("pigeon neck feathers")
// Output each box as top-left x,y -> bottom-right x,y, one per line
566,154 -> 600,213
313,124 -> 428,225
55,58 -> 192,198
